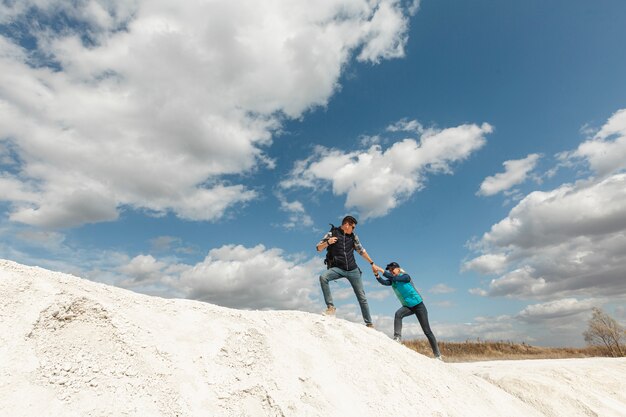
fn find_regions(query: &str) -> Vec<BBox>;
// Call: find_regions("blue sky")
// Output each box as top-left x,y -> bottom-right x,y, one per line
1,0 -> 625,346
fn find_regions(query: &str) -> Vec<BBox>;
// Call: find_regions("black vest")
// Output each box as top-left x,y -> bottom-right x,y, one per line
326,227 -> 358,271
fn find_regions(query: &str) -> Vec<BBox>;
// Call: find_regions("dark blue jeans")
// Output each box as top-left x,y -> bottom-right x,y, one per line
395,302 -> 440,356
320,267 -> 372,325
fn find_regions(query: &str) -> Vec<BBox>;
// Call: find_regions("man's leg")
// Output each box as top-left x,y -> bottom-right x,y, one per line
345,268 -> 372,325
319,268 -> 343,310
411,302 -> 441,357
394,306 -> 414,339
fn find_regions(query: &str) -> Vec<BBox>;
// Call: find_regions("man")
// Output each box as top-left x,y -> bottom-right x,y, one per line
316,215 -> 379,327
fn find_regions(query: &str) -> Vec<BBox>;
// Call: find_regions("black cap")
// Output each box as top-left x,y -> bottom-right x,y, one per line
342,215 -> 358,225
386,262 -> 400,271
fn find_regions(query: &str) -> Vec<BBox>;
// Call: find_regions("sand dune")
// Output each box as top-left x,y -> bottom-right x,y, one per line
1,259 -> 624,417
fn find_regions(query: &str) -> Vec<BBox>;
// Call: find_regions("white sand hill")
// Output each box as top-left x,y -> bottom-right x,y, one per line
1,259 -> 625,417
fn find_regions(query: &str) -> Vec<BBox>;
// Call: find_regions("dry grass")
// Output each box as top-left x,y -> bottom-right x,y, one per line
402,339 -> 614,362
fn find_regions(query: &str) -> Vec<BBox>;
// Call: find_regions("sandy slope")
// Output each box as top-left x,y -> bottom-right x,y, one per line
455,358 -> 626,416
1,259 -> 624,417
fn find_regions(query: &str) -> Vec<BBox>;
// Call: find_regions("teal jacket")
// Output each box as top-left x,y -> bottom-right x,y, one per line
376,271 -> 423,307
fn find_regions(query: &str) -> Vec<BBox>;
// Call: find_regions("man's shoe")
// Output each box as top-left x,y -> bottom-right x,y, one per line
322,305 -> 336,316
366,323 -> 375,328
393,336 -> 402,343
435,355 -> 444,362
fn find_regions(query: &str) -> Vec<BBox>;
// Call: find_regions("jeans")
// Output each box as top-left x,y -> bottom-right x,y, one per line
395,302 -> 440,357
319,267 -> 372,325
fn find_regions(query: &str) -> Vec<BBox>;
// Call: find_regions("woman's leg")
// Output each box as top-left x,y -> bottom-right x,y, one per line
394,306 -> 414,339
411,302 -> 441,357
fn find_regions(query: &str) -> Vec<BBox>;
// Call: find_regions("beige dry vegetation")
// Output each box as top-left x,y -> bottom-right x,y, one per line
403,339 -> 613,362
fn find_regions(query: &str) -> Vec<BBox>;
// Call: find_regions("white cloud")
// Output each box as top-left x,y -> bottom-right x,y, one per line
563,108 -> 626,177
356,0 -> 416,63
0,0 -> 417,228
9,187 -> 120,228
118,254 -> 170,285
461,253 -> 507,275
281,122 -> 493,219
434,315 -> 524,342
465,110 -> 626,301
513,298 -> 603,345
277,194 -> 314,229
429,283 -> 455,294
15,229 -> 66,251
0,175 -> 40,205
0,217 -> 135,288
367,289 -> 390,300
358,134 -> 383,147
516,298 -> 597,323
181,245 -> 324,311
483,266 -> 547,298
386,118 -> 424,134
148,235 -> 198,255
353,300 -> 600,345
466,174 -> 626,299
485,175 -> 626,249
434,306 -> 599,346
431,300 -> 454,308
477,153 -> 541,196
149,236 -> 182,252
117,244 -> 323,311
332,287 -> 359,301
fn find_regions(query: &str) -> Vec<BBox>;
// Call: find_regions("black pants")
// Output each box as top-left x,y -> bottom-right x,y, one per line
394,302 -> 440,357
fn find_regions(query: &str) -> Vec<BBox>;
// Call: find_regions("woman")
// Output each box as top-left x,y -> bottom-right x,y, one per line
374,262 -> 442,360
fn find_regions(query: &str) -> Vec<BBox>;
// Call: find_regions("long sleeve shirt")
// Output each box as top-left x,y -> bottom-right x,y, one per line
375,271 -> 423,307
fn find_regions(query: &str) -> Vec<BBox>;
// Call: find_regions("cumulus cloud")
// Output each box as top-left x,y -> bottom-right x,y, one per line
118,244 -> 322,311
477,153 -> 541,196
434,302 -> 599,346
561,108 -> 626,177
513,298 -> 603,345
118,254 -> 171,286
516,298 -> 597,323
181,245 -> 322,310
276,194 -> 314,229
358,135 -> 383,147
148,235 -> 198,255
386,118 -> 424,134
15,229 -> 66,251
461,253 -> 508,275
0,0 -> 417,228
429,283 -> 455,294
149,236 -> 182,252
466,174 -> 626,299
464,109 -> 626,301
431,300 -> 454,308
434,315 -> 525,342
485,176 -> 626,249
281,122 -> 493,219
367,289 -> 390,300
